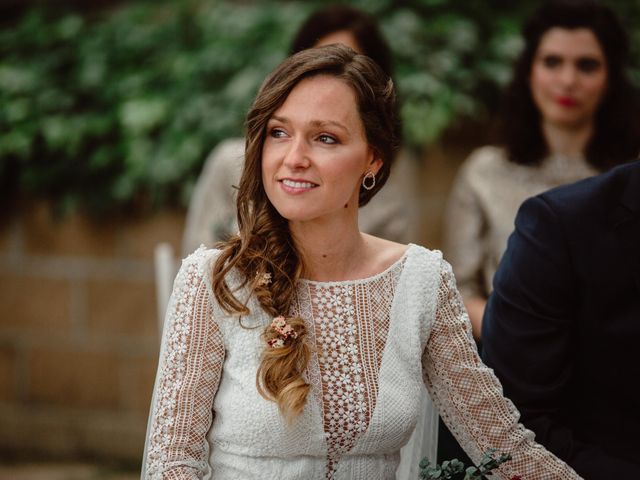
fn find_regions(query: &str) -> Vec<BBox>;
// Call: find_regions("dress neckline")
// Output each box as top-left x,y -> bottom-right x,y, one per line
298,244 -> 415,287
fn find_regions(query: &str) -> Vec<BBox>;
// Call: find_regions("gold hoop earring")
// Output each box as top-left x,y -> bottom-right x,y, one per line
362,171 -> 376,191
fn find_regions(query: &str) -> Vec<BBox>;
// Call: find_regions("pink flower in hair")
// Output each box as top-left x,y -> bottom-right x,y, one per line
268,316 -> 298,348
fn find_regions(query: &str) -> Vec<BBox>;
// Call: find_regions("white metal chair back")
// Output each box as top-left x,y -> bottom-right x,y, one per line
153,242 -> 178,338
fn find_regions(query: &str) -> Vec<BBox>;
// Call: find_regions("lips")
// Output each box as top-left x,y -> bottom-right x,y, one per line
279,178 -> 318,193
556,97 -> 577,107
281,179 -> 317,188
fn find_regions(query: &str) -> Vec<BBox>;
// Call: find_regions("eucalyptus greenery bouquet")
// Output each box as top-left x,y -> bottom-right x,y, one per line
418,448 -> 519,480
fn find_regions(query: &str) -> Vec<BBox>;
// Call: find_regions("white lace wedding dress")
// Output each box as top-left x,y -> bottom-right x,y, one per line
141,244 -> 580,479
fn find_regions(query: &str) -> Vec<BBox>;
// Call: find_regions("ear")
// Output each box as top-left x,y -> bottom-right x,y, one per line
366,148 -> 383,176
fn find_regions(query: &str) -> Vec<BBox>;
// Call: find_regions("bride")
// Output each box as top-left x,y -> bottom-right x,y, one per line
141,44 -> 580,480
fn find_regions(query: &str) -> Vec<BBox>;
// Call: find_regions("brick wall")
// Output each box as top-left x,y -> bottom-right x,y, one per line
0,202 -> 184,465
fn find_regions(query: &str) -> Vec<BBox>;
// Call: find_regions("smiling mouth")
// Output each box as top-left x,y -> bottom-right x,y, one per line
280,179 -> 318,189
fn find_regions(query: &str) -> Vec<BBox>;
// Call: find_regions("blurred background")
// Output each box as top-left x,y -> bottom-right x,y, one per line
1,0 -> 639,477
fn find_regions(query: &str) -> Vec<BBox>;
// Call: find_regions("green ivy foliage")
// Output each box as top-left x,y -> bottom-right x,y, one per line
1,0 -> 638,215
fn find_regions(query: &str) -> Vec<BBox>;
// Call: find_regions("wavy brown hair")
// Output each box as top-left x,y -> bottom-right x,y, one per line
211,44 -> 399,421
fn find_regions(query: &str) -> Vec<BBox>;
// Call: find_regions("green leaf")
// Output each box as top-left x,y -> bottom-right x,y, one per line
4,0 -> 640,215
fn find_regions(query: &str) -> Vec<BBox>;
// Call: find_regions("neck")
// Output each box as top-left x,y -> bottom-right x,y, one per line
290,219 -> 366,282
542,120 -> 593,157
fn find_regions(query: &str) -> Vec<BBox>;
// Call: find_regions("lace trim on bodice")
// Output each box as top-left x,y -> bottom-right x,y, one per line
291,257 -> 405,479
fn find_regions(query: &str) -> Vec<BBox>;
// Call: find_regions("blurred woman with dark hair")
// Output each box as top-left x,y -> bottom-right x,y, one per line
444,0 -> 640,340
289,5 -> 393,78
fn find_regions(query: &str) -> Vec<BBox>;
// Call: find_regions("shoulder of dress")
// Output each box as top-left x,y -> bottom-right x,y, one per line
179,245 -> 222,278
397,245 -> 444,339
182,246 -> 250,297
218,137 -> 245,157
404,244 -> 444,277
406,246 -> 460,287
199,137 -> 245,180
208,137 -> 245,167
450,146 -> 509,193
407,244 -> 443,261
461,145 -> 508,171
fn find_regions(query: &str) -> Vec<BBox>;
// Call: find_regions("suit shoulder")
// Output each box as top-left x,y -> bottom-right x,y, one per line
537,161 -> 637,216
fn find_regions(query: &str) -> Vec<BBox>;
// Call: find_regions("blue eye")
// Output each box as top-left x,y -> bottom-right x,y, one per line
269,128 -> 287,138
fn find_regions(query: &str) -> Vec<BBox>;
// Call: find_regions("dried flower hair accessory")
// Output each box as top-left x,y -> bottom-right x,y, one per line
267,316 -> 298,348
256,272 -> 272,286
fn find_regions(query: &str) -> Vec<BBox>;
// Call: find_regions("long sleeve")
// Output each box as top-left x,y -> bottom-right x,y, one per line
482,195 -> 640,478
443,153 -> 488,300
142,249 -> 225,479
422,260 -> 580,480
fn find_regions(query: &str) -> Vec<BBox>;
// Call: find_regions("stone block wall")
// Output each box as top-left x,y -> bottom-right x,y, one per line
0,202 -> 184,465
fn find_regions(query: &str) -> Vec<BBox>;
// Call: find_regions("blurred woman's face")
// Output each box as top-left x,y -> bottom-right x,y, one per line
530,27 -> 608,130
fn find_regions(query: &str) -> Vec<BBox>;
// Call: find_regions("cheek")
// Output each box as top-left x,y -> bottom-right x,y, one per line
583,75 -> 608,106
260,161 -> 267,189
260,153 -> 276,196
529,76 -> 548,113
326,161 -> 364,200
261,146 -> 276,179
529,69 -> 548,103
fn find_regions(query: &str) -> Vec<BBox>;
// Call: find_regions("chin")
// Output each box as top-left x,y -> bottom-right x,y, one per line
547,112 -> 590,130
271,207 -> 318,223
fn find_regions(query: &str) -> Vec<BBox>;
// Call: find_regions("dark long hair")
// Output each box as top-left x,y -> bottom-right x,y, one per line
502,0 -> 640,169
289,5 -> 393,78
212,45 -> 399,420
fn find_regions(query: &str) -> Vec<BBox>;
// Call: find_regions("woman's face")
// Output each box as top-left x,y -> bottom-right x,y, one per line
261,75 -> 381,226
530,27 -> 608,130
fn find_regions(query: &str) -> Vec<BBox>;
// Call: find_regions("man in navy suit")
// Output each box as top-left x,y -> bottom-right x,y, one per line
482,160 -> 640,479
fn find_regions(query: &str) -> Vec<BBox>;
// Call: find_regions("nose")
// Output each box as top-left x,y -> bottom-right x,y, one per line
282,137 -> 310,170
559,64 -> 578,88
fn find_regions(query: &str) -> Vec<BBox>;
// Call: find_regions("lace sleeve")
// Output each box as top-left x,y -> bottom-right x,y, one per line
421,261 -> 581,480
142,250 -> 225,479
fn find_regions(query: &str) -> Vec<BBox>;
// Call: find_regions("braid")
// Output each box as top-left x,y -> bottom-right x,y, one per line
212,199 -> 312,422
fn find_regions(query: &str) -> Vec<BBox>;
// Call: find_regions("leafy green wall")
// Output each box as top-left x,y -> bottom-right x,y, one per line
2,0 -> 638,215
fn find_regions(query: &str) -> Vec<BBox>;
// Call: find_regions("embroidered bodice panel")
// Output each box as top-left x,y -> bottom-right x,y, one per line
290,261 -> 402,478
141,245 -> 580,480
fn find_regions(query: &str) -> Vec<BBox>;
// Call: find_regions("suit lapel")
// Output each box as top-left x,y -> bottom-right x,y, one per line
611,162 -> 640,293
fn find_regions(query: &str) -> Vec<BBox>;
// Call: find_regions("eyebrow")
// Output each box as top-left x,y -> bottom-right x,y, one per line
537,50 -> 603,60
269,115 -> 350,134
